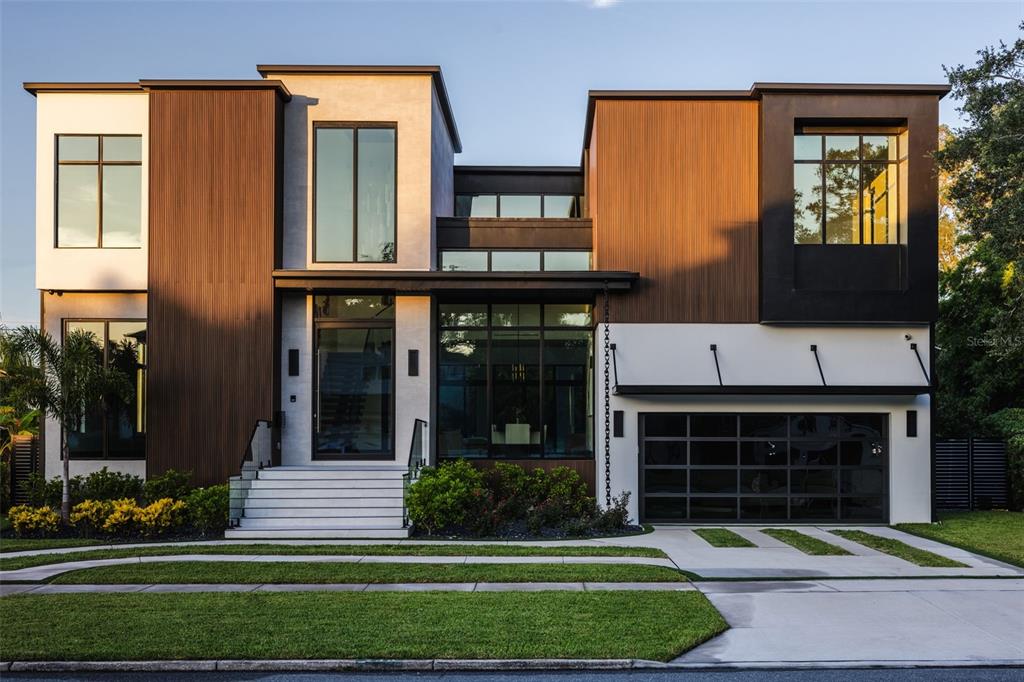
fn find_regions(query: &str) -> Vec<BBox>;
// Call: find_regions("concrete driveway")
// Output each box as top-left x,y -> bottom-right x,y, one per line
677,578 -> 1024,666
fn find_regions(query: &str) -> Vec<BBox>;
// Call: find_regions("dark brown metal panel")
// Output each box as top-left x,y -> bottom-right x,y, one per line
759,92 -> 941,322
590,99 -> 760,323
147,89 -> 280,485
436,217 -> 592,249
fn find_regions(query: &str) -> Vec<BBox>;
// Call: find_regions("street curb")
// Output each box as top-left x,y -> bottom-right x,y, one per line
5,658 -> 1024,672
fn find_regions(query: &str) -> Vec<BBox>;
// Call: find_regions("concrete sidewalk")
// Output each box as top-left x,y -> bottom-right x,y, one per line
0,580 -> 694,596
680,578 -> 1024,665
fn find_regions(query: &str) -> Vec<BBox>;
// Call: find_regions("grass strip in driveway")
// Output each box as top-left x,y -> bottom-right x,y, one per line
0,543 -> 665,572
761,529 -> 851,556
693,528 -> 755,548
50,561 -> 685,585
0,538 -> 105,553
896,510 -> 1024,568
0,590 -> 726,661
830,530 -> 967,567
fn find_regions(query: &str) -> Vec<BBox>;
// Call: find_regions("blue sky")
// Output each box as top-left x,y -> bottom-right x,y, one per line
1,1 -> 1020,326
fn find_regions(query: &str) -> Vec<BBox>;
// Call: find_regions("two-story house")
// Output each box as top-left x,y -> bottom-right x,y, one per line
25,68 -> 947,537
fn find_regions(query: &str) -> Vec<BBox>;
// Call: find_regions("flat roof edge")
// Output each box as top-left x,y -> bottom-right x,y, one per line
140,79 -> 291,101
256,64 -> 461,152
23,82 -> 144,95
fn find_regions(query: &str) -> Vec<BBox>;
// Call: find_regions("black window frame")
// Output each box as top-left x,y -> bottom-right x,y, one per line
61,318 -> 147,461
312,122 -> 398,264
437,302 -> 594,460
454,193 -> 582,218
438,249 -> 593,272
54,133 -> 143,249
793,131 -> 902,246
312,295 -> 397,460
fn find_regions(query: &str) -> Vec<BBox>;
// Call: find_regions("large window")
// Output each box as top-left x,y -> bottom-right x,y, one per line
455,194 -> 581,218
313,296 -> 394,458
640,413 -> 888,522
56,135 -> 142,248
438,303 -> 593,459
64,320 -> 147,459
440,250 -> 591,272
314,124 -> 396,263
794,132 -> 901,245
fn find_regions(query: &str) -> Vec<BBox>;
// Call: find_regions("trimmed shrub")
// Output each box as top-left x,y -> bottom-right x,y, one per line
591,491 -> 633,533
185,485 -> 229,535
80,467 -> 144,503
102,498 -> 141,535
18,473 -> 71,508
987,408 -> 1024,510
143,469 -> 192,504
136,498 -> 187,536
406,460 -> 485,535
70,499 -> 114,537
8,505 -> 60,537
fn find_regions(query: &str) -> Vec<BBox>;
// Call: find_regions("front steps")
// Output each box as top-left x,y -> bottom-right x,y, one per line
226,465 -> 410,539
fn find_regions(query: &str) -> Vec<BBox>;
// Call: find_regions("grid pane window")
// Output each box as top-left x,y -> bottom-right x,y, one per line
640,412 -> 888,522
454,193 -> 581,218
439,250 -> 592,272
314,125 -> 396,263
64,320 -> 146,460
438,303 -> 593,459
56,135 -> 142,248
793,132 -> 900,245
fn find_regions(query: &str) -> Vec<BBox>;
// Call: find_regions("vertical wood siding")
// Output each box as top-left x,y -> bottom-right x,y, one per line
148,89 -> 279,485
591,99 -> 760,323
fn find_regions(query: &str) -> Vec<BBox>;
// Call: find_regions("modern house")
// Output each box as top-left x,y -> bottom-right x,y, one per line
24,67 -> 947,537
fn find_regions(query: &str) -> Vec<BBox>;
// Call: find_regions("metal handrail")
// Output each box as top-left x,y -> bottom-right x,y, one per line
239,419 -> 273,470
403,418 -> 428,528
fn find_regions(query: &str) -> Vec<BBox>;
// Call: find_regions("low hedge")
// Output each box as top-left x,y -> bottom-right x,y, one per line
406,460 -> 634,537
17,467 -> 194,508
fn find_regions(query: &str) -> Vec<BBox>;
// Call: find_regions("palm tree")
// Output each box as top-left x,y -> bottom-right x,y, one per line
3,326 -> 131,521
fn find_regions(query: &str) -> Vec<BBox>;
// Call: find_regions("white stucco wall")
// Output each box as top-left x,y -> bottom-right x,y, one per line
595,324 -> 933,524
40,292 -> 148,480
270,74 -> 437,271
429,86 -> 455,269
35,92 -> 149,291
280,294 -> 313,466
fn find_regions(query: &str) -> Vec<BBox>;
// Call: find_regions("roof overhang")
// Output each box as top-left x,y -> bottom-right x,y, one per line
25,80 -> 291,101
614,384 -> 932,397
256,64 -> 461,152
273,269 -> 636,293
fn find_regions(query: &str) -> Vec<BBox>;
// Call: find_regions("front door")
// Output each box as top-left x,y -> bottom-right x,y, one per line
313,324 -> 394,459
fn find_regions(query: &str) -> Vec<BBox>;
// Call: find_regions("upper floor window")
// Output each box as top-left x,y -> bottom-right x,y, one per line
56,135 -> 142,248
793,132 -> 901,245
314,124 -> 396,263
455,194 -> 581,218
440,249 -> 592,272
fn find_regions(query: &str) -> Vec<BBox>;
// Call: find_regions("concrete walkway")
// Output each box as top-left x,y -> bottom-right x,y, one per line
0,580 -> 694,596
0,553 -> 677,583
3,526 -> 1021,579
680,578 -> 1024,666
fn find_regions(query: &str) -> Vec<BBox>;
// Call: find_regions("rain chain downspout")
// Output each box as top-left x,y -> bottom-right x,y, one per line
602,283 -> 612,508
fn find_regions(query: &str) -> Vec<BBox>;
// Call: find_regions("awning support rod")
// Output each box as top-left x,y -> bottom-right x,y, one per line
910,343 -> 931,383
710,344 -> 724,386
810,344 -> 827,386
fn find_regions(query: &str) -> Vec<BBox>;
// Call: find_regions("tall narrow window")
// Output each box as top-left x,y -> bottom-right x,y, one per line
314,125 -> 396,263
56,135 -> 142,248
793,132 -> 900,245
64,320 -> 147,459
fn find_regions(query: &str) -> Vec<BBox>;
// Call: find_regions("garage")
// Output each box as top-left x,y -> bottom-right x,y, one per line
639,413 -> 888,523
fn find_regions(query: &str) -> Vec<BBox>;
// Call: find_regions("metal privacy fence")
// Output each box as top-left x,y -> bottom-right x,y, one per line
935,438 -> 1008,510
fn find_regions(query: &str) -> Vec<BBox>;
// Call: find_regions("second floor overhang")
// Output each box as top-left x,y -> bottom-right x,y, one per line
272,268 -> 637,294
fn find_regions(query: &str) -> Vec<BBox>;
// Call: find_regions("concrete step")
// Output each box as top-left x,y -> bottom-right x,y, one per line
243,506 -> 402,519
250,478 -> 405,491
236,515 -> 405,529
259,467 -> 406,481
224,527 -> 410,540
244,493 -> 403,505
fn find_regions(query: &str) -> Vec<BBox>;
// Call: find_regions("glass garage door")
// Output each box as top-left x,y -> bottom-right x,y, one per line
639,413 -> 888,523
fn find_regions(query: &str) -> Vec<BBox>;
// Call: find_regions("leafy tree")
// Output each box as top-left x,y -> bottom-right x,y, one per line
935,23 -> 1024,435
4,326 -> 131,521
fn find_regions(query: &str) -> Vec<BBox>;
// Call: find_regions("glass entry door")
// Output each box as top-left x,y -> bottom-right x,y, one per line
314,325 -> 393,458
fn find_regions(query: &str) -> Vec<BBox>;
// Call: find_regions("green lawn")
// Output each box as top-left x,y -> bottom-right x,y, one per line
830,530 -> 967,568
0,590 -> 726,661
52,561 -> 684,585
0,542 -> 666,571
693,528 -> 755,548
897,510 -> 1024,568
0,537 -> 105,553
761,529 -> 851,556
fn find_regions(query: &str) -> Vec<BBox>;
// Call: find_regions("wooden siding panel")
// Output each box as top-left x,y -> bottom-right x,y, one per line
148,89 -> 279,485
591,100 -> 759,322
